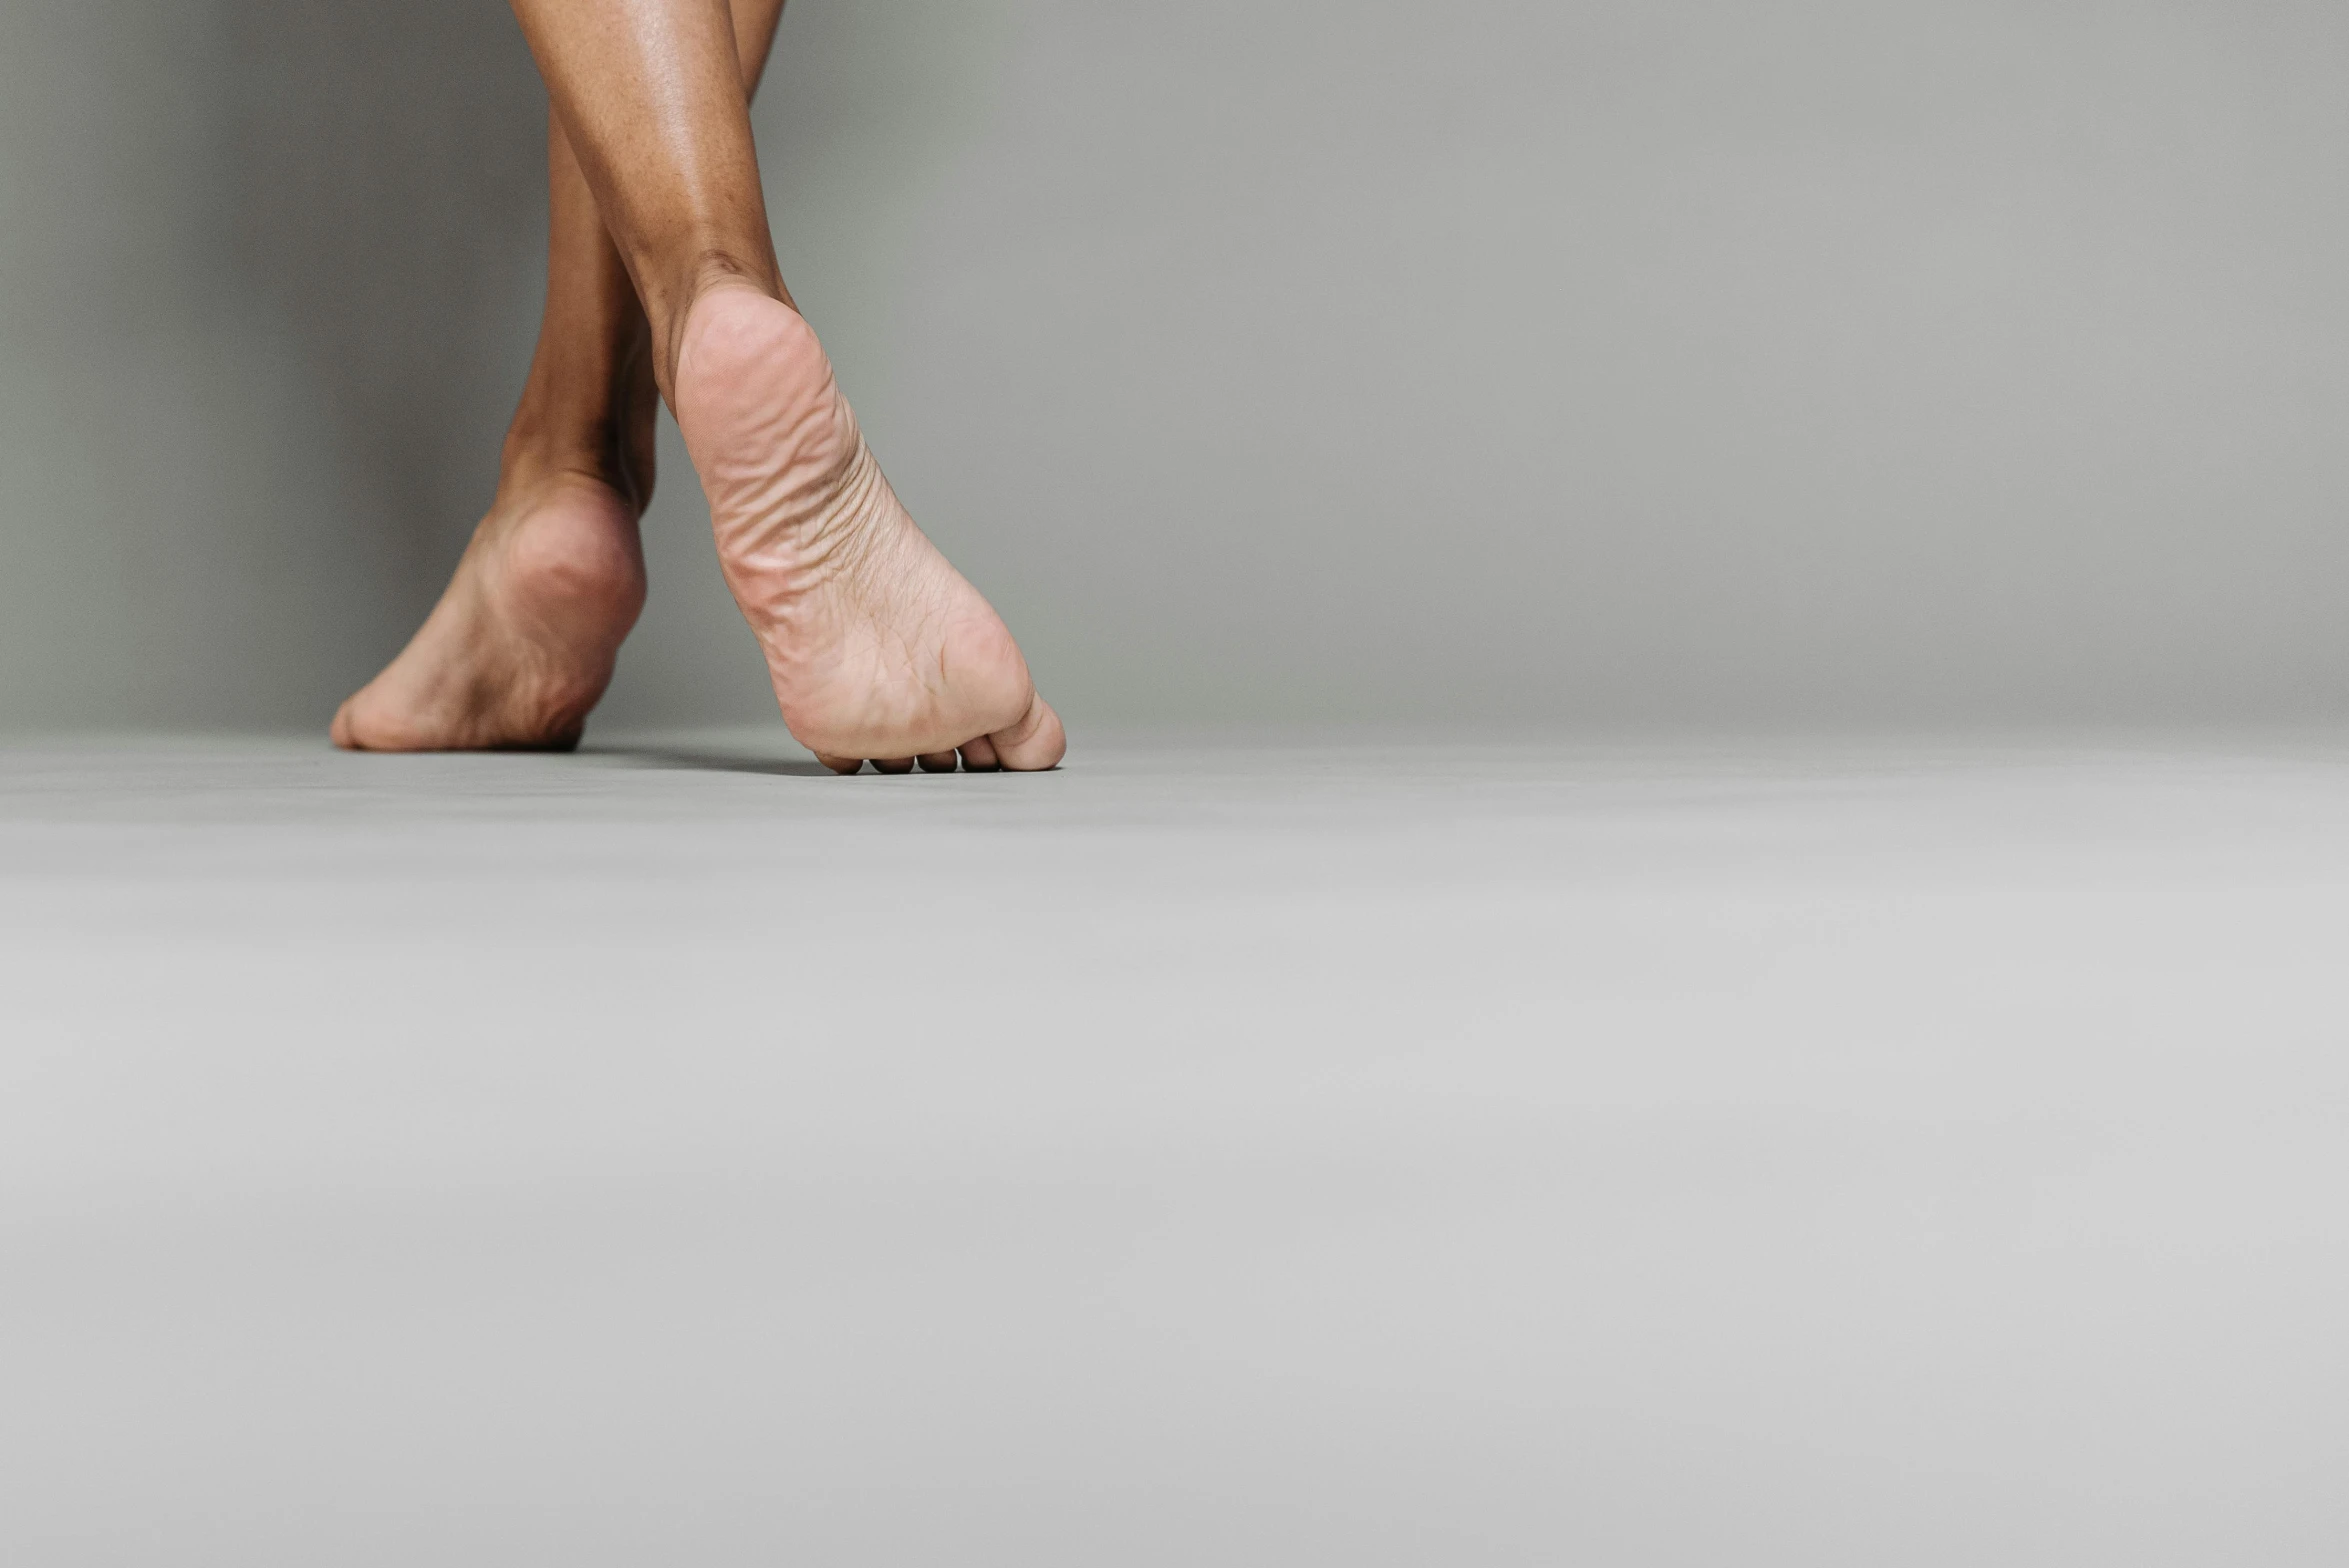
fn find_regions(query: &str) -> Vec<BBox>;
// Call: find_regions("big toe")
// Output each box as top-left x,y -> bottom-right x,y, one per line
989,694 -> 1066,772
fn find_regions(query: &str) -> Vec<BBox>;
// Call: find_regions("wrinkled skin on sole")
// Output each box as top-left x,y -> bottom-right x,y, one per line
672,286 -> 1065,774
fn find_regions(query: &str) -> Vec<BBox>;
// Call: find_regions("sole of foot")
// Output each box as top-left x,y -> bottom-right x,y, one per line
331,474 -> 647,753
672,286 -> 1065,776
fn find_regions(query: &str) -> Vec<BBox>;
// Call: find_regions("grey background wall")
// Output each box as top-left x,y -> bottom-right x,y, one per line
5,0 -> 2348,735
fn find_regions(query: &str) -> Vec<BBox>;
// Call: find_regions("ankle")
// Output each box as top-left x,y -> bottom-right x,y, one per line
502,328 -> 662,512
497,435 -> 628,494
498,408 -> 655,515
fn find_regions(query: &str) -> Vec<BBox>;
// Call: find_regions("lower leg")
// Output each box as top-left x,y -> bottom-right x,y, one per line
503,0 -> 783,503
508,0 -> 782,394
501,115 -> 661,511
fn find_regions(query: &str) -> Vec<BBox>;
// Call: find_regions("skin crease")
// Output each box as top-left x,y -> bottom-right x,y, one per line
338,0 -> 1063,773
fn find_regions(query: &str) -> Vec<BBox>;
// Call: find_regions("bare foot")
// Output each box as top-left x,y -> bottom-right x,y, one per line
331,473 -> 647,752
671,286 -> 1065,774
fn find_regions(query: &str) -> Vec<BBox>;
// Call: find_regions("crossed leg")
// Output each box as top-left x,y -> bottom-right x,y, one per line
338,0 -> 1063,773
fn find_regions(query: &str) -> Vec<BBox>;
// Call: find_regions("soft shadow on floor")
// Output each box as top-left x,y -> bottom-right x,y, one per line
584,745 -> 840,779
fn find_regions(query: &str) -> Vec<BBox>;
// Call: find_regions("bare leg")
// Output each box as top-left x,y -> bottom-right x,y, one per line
506,0 -> 1065,773
333,0 -> 792,753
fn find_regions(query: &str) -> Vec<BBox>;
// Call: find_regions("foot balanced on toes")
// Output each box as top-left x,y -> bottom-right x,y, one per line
672,285 -> 1064,775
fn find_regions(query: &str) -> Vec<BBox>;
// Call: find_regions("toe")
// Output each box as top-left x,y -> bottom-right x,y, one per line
872,757 -> 917,775
989,695 -> 1066,772
959,736 -> 1001,772
817,752 -> 865,775
330,696 -> 364,752
918,751 -> 960,773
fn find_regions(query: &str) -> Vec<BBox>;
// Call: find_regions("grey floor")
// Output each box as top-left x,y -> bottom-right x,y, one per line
4,728 -> 2347,1565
